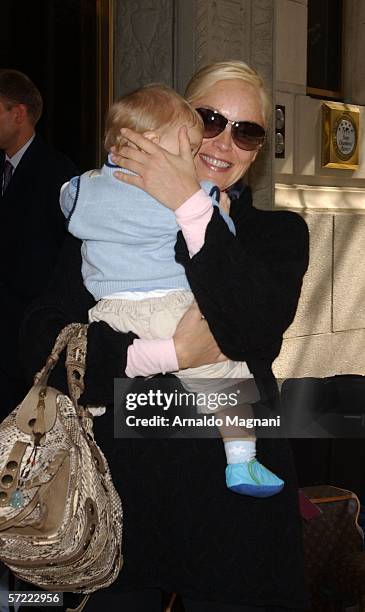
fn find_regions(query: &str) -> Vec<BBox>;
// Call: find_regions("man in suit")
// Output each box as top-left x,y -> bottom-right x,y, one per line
0,69 -> 78,416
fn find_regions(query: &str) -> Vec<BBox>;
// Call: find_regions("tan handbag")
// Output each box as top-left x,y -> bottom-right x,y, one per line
0,323 -> 123,602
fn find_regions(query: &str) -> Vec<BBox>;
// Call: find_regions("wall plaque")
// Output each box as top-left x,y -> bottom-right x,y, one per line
322,102 -> 360,170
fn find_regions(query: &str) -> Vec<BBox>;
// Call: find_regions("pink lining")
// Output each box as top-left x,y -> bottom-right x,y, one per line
126,338 -> 179,378
174,189 -> 213,256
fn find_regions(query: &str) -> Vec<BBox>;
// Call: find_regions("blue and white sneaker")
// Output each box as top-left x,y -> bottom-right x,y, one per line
226,459 -> 284,497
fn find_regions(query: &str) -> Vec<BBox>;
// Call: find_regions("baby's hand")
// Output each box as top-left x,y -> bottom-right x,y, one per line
219,192 -> 231,215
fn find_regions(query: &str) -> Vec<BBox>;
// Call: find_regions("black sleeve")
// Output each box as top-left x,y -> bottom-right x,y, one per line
175,193 -> 309,373
0,284 -> 27,378
19,234 -> 137,406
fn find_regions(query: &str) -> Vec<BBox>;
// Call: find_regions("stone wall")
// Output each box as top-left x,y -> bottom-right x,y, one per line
273,0 -> 365,378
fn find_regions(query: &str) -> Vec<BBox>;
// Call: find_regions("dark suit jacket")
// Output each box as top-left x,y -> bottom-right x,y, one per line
0,134 -> 78,412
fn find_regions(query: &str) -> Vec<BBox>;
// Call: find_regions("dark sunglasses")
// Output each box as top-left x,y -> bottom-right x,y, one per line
196,107 -> 266,151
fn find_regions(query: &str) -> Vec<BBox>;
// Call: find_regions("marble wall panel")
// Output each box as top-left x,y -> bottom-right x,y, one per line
284,213 -> 332,338
275,0 -> 307,87
333,215 -> 365,331
274,329 -> 365,378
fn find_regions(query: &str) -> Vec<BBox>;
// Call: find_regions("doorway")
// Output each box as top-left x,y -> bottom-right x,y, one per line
0,0 -> 112,170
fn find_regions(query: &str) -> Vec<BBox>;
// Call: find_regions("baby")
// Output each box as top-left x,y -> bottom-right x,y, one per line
60,83 -> 283,497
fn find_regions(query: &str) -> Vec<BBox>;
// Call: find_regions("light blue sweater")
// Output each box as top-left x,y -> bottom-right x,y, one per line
60,157 -> 235,300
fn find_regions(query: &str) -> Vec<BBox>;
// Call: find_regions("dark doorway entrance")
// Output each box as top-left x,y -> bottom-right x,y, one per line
0,0 -> 101,171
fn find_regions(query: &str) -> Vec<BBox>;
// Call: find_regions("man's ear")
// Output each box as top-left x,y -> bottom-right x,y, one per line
142,130 -> 160,144
13,104 -> 28,125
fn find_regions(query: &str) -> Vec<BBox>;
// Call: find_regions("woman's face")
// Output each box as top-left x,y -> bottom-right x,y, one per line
192,79 -> 265,191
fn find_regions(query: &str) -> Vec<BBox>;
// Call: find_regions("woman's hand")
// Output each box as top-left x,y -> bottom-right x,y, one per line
173,302 -> 227,369
111,126 -> 201,211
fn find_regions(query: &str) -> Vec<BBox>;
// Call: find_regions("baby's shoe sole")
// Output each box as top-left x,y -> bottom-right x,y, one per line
228,482 -> 284,497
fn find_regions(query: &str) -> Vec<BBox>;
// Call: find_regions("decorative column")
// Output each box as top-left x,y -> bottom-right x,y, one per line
113,0 -> 175,98
247,0 -> 275,209
178,0 -> 275,209
343,0 -> 365,106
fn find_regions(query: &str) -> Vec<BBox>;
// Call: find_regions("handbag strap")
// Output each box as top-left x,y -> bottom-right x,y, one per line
65,324 -> 88,407
34,323 -> 88,408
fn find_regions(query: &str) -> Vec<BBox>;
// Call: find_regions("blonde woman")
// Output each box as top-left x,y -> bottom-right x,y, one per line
22,61 -> 309,611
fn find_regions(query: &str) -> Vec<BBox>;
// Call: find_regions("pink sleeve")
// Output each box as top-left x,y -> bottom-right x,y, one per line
126,337 -> 179,378
174,189 -> 213,256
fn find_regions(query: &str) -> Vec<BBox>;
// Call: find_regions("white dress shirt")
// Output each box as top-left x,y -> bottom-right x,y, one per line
5,133 -> 35,170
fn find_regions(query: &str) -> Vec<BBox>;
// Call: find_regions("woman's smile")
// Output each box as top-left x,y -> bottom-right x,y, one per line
198,153 -> 233,171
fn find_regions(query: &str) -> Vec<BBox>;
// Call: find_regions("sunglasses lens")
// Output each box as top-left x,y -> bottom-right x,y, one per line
233,122 -> 265,151
196,108 -> 265,150
196,108 -> 226,138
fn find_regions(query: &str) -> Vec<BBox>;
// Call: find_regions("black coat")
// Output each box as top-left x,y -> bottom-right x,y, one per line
20,186 -> 310,608
0,134 -> 78,412
176,186 -> 309,376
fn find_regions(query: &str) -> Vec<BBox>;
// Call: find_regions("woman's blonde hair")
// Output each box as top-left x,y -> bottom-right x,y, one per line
104,83 -> 202,151
184,60 -> 271,127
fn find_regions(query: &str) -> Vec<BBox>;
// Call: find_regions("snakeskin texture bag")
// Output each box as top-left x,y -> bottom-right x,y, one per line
0,323 -> 123,600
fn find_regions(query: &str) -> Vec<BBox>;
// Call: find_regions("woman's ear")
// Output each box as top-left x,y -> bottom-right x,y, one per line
143,130 -> 160,144
251,148 -> 260,163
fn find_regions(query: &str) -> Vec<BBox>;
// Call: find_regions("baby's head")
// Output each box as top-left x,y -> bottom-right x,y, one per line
104,84 -> 203,156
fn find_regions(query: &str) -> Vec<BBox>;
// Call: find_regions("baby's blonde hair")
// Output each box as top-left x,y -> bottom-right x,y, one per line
104,83 -> 202,151
185,60 -> 271,127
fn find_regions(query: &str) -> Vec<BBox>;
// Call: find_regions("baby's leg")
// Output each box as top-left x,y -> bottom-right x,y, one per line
217,402 -> 284,498
218,402 -> 256,454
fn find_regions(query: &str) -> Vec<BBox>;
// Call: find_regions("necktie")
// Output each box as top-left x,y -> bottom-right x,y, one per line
2,160 -> 13,195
